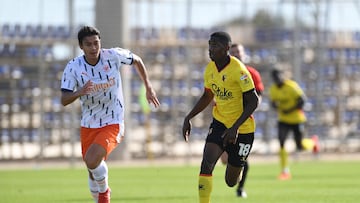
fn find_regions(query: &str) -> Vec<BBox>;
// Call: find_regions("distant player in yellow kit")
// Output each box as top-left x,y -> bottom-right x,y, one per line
269,68 -> 319,180
182,31 -> 259,203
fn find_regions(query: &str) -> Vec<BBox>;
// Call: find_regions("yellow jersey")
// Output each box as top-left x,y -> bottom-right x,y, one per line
204,56 -> 256,133
269,79 -> 307,124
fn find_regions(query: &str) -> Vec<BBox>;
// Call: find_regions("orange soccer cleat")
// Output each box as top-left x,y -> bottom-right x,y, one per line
278,172 -> 292,180
312,135 -> 320,154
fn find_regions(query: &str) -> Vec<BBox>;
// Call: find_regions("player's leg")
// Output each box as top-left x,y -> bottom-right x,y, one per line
82,124 -> 121,203
220,151 -> 228,165
198,119 -> 225,203
293,123 -> 305,151
83,143 -> 109,203
278,122 -> 291,180
81,127 -> 101,202
236,161 -> 249,198
85,144 -> 109,194
225,133 -> 254,188
199,142 -> 223,203
88,170 -> 99,202
297,124 -> 320,154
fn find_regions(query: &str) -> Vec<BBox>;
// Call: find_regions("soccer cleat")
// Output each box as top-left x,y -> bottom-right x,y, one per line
236,190 -> 247,198
278,172 -> 291,180
312,135 -> 320,154
98,188 -> 111,203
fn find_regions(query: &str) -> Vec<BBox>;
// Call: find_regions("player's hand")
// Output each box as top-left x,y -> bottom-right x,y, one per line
79,80 -> 94,96
182,118 -> 192,142
282,109 -> 290,114
282,108 -> 294,114
146,87 -> 160,108
221,127 -> 238,147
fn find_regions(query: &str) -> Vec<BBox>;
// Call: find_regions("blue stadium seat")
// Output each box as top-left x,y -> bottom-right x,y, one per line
343,111 -> 356,123
23,24 -> 34,38
32,24 -> 43,38
353,31 -> 360,43
25,46 -> 41,58
56,25 -> 71,39
324,96 -> 337,108
1,24 -> 14,38
0,64 -> 10,77
344,48 -> 357,61
14,24 -> 24,38
0,44 -> 17,57
42,25 -> 56,38
327,48 -> 338,60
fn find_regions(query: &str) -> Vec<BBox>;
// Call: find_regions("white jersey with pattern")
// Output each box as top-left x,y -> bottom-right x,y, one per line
61,48 -> 133,128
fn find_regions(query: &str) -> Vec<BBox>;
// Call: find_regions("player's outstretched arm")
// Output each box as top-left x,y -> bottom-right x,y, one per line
182,89 -> 214,142
182,118 -> 192,142
132,53 -> 160,108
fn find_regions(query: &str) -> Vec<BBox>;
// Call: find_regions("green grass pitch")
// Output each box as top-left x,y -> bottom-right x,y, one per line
1,159 -> 359,203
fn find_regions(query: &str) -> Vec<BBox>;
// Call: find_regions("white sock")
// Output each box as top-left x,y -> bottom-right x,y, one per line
88,176 -> 99,202
89,160 -> 109,193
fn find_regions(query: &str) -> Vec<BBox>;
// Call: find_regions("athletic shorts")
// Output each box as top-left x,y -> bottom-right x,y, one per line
206,119 -> 254,167
80,123 -> 124,160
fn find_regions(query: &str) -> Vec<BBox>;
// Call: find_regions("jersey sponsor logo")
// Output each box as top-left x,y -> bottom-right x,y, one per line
211,84 -> 233,100
103,65 -> 110,72
92,77 -> 116,92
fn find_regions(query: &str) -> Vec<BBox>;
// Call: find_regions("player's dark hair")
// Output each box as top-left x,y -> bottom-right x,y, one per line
210,31 -> 232,46
231,43 -> 239,48
77,26 -> 101,45
271,67 -> 282,74
271,67 -> 285,80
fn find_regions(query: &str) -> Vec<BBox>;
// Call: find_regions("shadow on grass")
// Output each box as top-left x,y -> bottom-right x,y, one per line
114,196 -> 194,202
58,195 -> 194,202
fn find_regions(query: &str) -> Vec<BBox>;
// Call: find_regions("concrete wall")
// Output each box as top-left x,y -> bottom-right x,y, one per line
95,0 -> 129,48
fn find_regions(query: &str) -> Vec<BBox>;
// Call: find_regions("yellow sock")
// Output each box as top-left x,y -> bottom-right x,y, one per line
301,138 -> 314,151
199,174 -> 213,203
279,148 -> 289,172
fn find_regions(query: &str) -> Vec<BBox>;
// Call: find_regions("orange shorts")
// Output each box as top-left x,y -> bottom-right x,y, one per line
80,123 -> 124,160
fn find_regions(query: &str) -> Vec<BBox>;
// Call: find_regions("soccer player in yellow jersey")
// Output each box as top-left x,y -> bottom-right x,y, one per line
269,68 -> 319,180
220,43 -> 265,198
182,32 -> 259,203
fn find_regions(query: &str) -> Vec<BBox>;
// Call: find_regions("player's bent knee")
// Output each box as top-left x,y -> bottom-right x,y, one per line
84,145 -> 107,169
225,173 -> 242,187
84,158 -> 99,169
225,178 -> 238,187
84,155 -> 103,169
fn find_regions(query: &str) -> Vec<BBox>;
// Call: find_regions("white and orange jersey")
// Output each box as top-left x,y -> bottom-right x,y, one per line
61,48 -> 133,128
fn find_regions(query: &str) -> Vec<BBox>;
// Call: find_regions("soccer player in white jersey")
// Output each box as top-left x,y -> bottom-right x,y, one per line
60,26 -> 160,203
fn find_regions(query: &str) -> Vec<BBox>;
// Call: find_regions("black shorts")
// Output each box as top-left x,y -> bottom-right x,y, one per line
206,119 -> 254,167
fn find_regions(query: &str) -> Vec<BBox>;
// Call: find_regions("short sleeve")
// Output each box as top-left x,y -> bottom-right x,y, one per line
203,64 -> 211,89
238,68 -> 255,93
114,48 -> 134,65
60,63 -> 77,91
290,81 -> 305,97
